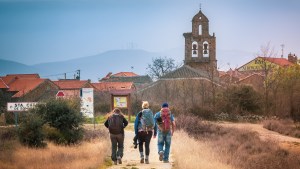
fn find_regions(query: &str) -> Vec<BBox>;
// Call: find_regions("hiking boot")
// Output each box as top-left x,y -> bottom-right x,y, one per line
163,160 -> 169,163
145,158 -> 149,164
133,143 -> 138,149
113,161 -> 117,165
117,157 -> 122,164
159,151 -> 164,161
140,158 -> 144,163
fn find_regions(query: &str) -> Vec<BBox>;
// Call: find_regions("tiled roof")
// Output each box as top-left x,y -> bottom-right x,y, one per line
160,65 -> 210,79
0,78 -> 9,89
7,78 -> 46,98
1,74 -> 40,85
92,82 -> 135,91
261,57 -> 294,67
101,75 -> 152,85
53,80 -> 92,89
237,73 -> 264,83
112,72 -> 138,77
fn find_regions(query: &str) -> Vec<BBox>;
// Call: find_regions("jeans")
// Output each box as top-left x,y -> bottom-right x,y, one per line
110,133 -> 124,161
157,131 -> 172,161
138,131 -> 153,157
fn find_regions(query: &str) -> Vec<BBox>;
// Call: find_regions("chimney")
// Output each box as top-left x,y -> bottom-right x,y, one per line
288,53 -> 298,64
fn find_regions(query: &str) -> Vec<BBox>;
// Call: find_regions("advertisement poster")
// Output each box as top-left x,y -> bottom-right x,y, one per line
113,96 -> 127,108
81,88 -> 94,118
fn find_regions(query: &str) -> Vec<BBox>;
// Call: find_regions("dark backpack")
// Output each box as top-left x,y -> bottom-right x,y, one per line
108,115 -> 124,134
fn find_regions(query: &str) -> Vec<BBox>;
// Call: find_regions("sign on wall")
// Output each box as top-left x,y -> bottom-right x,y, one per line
80,88 -> 94,118
7,102 -> 38,112
113,96 -> 128,108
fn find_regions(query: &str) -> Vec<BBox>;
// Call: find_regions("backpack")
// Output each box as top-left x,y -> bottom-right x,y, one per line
157,108 -> 171,133
140,109 -> 154,131
108,114 -> 124,134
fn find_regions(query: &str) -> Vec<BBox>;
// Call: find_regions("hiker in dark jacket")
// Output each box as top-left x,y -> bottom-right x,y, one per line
104,108 -> 128,165
134,101 -> 155,164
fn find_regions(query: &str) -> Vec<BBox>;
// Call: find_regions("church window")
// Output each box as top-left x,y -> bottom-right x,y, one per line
192,41 -> 198,57
199,25 -> 202,35
203,41 -> 209,57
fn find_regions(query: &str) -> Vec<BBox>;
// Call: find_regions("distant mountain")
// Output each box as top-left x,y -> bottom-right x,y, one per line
32,49 -> 160,82
0,59 -> 40,76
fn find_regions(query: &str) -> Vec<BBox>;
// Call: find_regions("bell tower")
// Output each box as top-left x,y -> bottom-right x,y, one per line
183,9 -> 217,74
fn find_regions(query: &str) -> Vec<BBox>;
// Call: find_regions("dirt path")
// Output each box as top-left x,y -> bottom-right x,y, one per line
217,122 -> 300,154
218,122 -> 300,143
107,130 -> 174,169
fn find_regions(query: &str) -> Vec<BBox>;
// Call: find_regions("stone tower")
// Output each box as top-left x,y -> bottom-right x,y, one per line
183,10 -> 217,74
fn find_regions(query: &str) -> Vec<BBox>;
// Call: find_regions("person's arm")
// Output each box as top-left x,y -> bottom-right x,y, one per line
171,114 -> 175,136
123,116 -> 128,128
134,112 -> 140,135
153,113 -> 158,137
104,118 -> 109,128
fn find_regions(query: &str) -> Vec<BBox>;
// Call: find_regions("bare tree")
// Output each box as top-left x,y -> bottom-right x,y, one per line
147,56 -> 178,80
257,42 -> 278,114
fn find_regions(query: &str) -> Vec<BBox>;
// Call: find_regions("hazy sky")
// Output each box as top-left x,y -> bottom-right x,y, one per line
0,0 -> 300,68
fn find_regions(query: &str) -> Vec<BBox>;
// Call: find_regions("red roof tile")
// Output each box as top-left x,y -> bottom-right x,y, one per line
1,74 -> 40,85
112,72 -> 138,77
7,78 -> 46,98
92,82 -> 134,91
0,78 -> 9,89
261,57 -> 294,67
53,80 -> 92,89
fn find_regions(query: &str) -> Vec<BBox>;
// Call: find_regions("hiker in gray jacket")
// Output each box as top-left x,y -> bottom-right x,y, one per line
134,101 -> 155,164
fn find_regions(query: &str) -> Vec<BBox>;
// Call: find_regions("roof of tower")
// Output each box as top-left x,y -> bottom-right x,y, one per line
192,10 -> 209,22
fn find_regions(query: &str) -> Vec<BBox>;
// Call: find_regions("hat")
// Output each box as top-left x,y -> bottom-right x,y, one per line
161,102 -> 169,108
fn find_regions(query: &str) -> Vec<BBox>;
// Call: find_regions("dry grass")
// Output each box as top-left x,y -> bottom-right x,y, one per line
0,126 -> 110,169
176,114 -> 300,169
263,119 -> 300,138
172,130 -> 234,169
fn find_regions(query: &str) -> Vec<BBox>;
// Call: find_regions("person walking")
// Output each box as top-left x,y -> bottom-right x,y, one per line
134,101 -> 155,164
154,102 -> 175,163
104,108 -> 128,165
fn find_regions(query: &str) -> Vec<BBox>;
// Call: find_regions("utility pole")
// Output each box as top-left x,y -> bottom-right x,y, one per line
281,44 -> 285,58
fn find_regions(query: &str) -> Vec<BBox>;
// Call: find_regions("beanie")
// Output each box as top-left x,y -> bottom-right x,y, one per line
161,102 -> 169,108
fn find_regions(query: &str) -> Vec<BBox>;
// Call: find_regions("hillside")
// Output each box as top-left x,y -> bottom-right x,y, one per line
0,59 -> 40,75
0,50 -> 160,82
33,49 -> 159,81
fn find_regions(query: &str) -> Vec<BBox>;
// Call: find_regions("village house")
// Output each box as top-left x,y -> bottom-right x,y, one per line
53,79 -> 94,98
0,74 -> 59,101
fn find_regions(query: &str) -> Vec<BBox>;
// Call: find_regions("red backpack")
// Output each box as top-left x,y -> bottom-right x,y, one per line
159,108 -> 171,133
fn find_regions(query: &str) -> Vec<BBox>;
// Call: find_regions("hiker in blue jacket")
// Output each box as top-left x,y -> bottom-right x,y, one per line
134,101 -> 155,164
154,102 -> 175,163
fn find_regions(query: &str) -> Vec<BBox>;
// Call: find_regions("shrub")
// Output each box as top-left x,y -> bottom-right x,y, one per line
263,119 -> 300,138
39,99 -> 84,144
218,85 -> 263,115
18,112 -> 46,147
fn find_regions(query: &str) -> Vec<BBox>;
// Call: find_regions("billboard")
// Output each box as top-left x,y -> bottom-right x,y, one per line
7,102 -> 38,112
113,96 -> 128,108
80,88 -> 94,118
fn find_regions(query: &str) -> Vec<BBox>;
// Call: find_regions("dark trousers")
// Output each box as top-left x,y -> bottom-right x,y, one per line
138,131 -> 152,156
110,133 -> 124,161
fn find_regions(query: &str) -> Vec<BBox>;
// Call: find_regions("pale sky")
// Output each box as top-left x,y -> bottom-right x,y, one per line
0,0 -> 300,68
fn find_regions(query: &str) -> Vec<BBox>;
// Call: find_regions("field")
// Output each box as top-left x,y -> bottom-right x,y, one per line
0,125 -> 110,169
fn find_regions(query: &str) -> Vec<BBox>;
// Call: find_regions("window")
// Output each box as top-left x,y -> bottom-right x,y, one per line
192,41 -> 198,57
199,25 -> 202,35
203,41 -> 209,57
